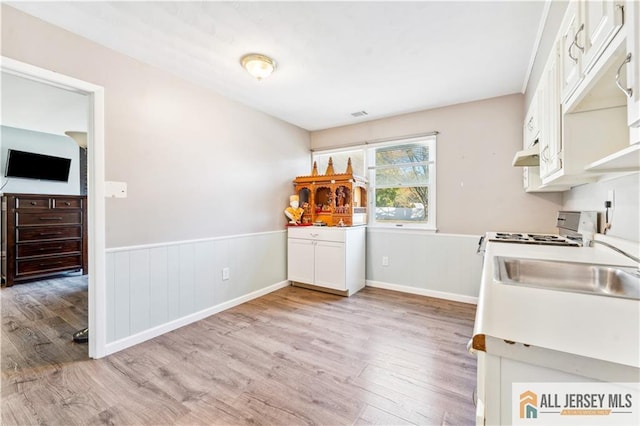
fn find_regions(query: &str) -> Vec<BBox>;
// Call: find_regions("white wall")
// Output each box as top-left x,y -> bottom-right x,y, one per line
0,125 -> 80,195
1,5 -> 311,249
1,5 -> 310,354
312,94 -> 564,235
366,229 -> 482,303
310,94 -> 554,300
1,72 -> 88,135
562,174 -> 640,242
105,231 -> 287,353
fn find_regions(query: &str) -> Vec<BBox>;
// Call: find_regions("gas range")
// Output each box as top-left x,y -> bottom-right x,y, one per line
486,232 -> 581,247
478,211 -> 597,254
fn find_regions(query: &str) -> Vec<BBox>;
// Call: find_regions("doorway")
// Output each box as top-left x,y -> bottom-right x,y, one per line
1,56 -> 106,358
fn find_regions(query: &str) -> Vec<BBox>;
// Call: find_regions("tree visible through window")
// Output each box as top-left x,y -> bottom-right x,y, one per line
371,141 -> 432,224
311,135 -> 436,229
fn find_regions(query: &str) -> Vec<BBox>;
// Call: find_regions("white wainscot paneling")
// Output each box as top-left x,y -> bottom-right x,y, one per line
365,229 -> 483,304
104,230 -> 288,355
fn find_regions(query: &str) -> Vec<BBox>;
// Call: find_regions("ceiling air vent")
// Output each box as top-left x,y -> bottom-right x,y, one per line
351,110 -> 368,117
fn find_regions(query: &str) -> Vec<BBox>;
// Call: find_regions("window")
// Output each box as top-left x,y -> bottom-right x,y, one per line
313,148 -> 365,177
368,137 -> 436,229
312,135 -> 436,230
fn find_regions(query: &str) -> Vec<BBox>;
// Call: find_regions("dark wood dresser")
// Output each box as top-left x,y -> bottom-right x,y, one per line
1,193 -> 88,287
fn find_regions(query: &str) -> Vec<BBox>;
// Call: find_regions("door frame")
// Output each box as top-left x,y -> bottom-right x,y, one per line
1,56 -> 107,358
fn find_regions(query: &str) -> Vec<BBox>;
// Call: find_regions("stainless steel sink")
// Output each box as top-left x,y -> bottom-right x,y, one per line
494,256 -> 640,300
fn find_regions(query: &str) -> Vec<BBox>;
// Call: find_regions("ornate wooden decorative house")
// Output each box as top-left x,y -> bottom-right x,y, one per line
293,158 -> 367,226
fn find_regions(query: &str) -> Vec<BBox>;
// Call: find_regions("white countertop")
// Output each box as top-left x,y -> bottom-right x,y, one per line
473,235 -> 640,369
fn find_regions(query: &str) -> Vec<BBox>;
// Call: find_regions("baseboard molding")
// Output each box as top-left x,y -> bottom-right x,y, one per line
103,280 -> 290,356
366,280 -> 478,305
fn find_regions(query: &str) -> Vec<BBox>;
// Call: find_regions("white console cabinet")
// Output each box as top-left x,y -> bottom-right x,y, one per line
287,226 -> 365,296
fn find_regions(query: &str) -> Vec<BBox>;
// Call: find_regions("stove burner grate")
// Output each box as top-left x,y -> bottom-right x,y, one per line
487,232 -> 580,246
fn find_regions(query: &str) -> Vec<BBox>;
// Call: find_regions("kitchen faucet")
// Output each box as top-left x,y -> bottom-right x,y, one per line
592,240 -> 640,264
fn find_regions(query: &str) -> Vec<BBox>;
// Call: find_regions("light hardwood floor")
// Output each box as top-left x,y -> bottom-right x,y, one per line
2,280 -> 477,425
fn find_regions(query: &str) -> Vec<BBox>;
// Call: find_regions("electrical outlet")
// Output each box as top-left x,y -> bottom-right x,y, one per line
382,256 -> 389,267
222,267 -> 230,280
607,190 -> 615,208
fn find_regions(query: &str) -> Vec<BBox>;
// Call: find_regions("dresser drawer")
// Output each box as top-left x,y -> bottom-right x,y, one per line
288,227 -> 346,242
2,193 -> 87,286
17,226 -> 82,242
15,196 -> 50,209
17,240 -> 82,258
53,197 -> 83,209
17,211 -> 81,226
17,254 -> 82,276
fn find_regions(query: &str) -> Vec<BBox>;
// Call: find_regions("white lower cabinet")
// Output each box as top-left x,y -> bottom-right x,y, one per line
475,337 -> 639,425
287,226 -> 365,295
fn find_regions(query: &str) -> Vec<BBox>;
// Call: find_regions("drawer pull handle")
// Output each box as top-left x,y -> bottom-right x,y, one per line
39,232 -> 62,236
615,53 -> 633,98
40,261 -> 63,266
40,247 -> 63,251
39,217 -> 63,220
573,23 -> 585,52
30,201 -> 37,206
568,40 -> 578,64
64,202 -> 71,206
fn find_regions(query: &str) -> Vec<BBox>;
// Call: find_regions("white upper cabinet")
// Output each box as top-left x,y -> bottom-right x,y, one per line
522,80 -> 571,192
523,91 -> 540,149
582,0 -> 625,72
626,0 -> 640,130
523,0 -> 639,190
560,1 -> 584,101
560,0 -> 625,102
540,44 -> 563,180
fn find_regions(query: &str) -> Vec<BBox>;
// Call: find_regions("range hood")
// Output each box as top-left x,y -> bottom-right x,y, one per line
512,144 -> 540,166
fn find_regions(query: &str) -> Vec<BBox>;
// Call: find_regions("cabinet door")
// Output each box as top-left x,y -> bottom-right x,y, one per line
627,0 -> 640,129
538,71 -> 551,178
314,241 -> 346,291
287,238 -> 315,284
547,48 -> 563,175
560,1 -> 583,101
523,92 -> 540,148
540,44 -> 563,180
582,0 -> 624,72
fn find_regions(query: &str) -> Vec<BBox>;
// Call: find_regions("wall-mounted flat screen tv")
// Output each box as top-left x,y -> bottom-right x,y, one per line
5,149 -> 71,182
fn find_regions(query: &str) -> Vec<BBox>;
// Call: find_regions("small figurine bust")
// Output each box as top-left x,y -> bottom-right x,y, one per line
284,195 -> 305,225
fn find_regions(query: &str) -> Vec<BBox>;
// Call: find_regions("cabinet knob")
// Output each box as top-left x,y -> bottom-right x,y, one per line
30,201 -> 37,205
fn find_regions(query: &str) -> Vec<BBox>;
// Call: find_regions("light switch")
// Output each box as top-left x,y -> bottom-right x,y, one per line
105,181 -> 127,198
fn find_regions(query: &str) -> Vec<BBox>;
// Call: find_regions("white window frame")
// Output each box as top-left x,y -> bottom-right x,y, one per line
311,146 -> 367,177
311,135 -> 436,231
367,136 -> 436,231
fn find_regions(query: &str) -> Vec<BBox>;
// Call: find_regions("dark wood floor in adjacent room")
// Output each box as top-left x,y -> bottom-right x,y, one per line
2,280 -> 477,425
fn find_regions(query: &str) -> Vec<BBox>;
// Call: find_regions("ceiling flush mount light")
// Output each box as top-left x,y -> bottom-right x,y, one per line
240,53 -> 276,80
